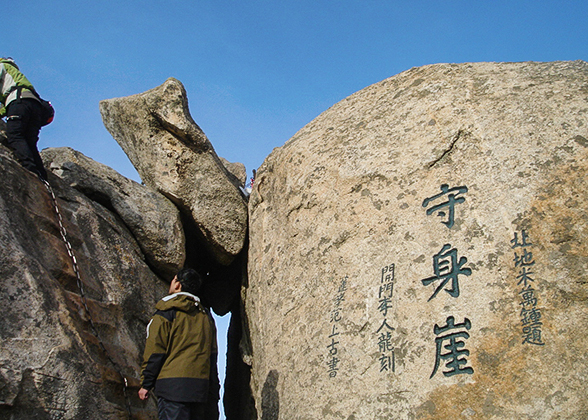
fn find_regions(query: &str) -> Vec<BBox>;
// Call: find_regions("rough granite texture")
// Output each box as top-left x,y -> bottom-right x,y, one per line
0,144 -> 166,419
246,61 -> 588,419
41,146 -> 186,281
99,78 -> 248,265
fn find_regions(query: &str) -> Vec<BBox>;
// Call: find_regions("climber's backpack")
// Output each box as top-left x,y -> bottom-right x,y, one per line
12,85 -> 54,126
37,97 -> 54,126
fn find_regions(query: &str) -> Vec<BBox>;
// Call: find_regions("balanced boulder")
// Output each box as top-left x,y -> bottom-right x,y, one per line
99,78 -> 248,265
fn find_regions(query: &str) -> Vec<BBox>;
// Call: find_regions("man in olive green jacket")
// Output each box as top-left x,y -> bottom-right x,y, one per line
139,268 -> 218,420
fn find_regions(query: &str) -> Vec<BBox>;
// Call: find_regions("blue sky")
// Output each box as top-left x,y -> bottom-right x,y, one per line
5,0 -> 587,416
7,1 -> 587,181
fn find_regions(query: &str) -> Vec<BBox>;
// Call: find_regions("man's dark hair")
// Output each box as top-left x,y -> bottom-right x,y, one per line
176,268 -> 202,295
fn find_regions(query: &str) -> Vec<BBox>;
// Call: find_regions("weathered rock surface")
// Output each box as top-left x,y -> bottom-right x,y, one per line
246,61 -> 588,419
0,119 -> 7,145
41,146 -> 186,281
0,144 -> 168,419
99,78 -> 248,265
220,157 -> 248,187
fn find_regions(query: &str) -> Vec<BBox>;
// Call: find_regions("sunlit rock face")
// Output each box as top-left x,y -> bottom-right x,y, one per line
0,84 -> 246,418
246,61 -> 588,419
99,78 -> 248,266
0,144 -> 166,419
41,146 -> 186,281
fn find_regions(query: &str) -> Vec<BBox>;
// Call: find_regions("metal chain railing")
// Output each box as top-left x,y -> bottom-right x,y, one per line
41,177 -> 133,418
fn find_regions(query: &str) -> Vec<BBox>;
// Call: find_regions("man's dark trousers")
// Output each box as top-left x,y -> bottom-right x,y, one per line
6,98 -> 47,179
157,397 -> 207,420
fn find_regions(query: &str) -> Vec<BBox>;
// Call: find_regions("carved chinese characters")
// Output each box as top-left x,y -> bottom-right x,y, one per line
422,184 -> 474,379
511,230 -> 545,346
326,277 -> 348,377
375,264 -> 395,373
246,61 -> 588,419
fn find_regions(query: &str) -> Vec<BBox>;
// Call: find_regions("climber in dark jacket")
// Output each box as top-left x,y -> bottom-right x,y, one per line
0,57 -> 48,180
139,268 -> 219,420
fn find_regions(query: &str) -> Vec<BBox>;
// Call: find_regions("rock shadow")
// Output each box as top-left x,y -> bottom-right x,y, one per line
261,370 -> 279,420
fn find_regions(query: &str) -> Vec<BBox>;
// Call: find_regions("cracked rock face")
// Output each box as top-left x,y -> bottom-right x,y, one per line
99,78 -> 248,265
246,61 -> 588,419
0,144 -> 166,419
41,147 -> 186,281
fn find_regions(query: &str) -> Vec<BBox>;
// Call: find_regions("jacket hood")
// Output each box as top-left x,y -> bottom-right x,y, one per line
156,292 -> 202,313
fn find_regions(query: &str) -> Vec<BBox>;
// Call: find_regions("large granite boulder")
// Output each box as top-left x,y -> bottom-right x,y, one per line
246,61 -> 588,419
0,144 -> 167,419
41,146 -> 186,281
99,78 -> 248,265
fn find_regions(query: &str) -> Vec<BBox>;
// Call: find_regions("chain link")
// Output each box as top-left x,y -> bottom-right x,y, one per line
42,178 -> 133,418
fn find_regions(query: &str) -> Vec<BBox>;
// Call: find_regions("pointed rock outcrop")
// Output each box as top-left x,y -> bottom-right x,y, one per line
99,78 -> 248,265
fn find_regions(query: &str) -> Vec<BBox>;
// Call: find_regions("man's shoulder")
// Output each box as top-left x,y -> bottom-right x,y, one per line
156,293 -> 203,314
154,308 -> 177,323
